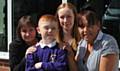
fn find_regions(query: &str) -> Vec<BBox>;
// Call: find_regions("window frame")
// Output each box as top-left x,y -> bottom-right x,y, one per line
0,0 -> 12,60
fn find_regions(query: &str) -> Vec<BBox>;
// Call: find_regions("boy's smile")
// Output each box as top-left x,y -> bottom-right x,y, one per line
37,21 -> 58,44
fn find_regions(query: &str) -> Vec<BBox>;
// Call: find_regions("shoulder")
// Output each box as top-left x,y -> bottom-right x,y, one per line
101,33 -> 118,47
55,43 -> 67,53
100,33 -> 119,56
102,33 -> 117,42
33,43 -> 44,53
9,38 -> 27,51
10,38 -> 24,46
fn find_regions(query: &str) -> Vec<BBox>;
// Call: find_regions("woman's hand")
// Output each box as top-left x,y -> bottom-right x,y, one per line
63,42 -> 74,56
25,46 -> 37,55
63,42 -> 78,71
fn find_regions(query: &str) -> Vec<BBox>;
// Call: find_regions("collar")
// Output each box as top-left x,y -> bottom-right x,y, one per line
94,30 -> 103,43
78,39 -> 87,48
37,40 -> 57,48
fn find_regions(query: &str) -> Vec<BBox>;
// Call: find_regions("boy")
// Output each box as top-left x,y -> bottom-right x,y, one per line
26,14 -> 68,71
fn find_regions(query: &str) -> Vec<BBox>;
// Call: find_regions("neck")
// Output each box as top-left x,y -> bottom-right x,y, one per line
63,29 -> 73,45
64,33 -> 72,41
63,29 -> 72,35
64,34 -> 73,46
63,29 -> 72,40
88,40 -> 94,45
87,43 -> 93,53
41,39 -> 55,44
26,38 -> 37,46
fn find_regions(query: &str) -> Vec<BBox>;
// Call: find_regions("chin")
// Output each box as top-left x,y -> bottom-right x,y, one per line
84,37 -> 88,40
47,37 -> 53,39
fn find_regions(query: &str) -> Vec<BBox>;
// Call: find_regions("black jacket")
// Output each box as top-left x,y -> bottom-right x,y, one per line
9,38 -> 30,71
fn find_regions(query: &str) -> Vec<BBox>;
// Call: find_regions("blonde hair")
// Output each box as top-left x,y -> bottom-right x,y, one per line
56,3 -> 81,51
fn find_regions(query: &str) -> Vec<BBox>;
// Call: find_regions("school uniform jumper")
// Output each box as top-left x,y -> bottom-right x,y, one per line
26,42 -> 68,71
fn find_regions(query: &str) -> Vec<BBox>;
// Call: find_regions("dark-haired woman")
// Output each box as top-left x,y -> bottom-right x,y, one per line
76,10 -> 119,71
9,15 -> 39,71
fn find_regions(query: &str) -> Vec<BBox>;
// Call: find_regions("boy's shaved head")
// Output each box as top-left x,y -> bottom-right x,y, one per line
38,14 -> 58,26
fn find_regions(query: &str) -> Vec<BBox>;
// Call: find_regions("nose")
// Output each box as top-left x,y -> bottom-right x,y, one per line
63,17 -> 67,23
25,32 -> 30,36
48,28 -> 52,33
83,27 -> 87,33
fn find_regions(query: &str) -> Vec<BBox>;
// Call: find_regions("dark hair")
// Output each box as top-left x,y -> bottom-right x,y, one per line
16,15 -> 37,39
79,4 -> 102,23
78,10 -> 101,27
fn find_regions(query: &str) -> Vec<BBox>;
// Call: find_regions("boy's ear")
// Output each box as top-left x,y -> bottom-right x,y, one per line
36,27 -> 40,33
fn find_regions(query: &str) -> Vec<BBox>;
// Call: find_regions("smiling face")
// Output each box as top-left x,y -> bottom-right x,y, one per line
37,15 -> 59,44
78,11 -> 101,43
17,15 -> 37,45
58,7 -> 74,32
20,24 -> 36,43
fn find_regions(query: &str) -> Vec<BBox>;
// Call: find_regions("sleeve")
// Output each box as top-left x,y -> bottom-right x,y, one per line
26,48 -> 45,71
9,42 -> 25,71
25,53 -> 37,71
101,37 -> 119,56
41,49 -> 67,71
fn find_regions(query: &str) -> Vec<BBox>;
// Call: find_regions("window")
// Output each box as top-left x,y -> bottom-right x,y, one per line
103,0 -> 120,50
0,0 -> 12,59
0,0 -> 7,51
0,0 -> 62,59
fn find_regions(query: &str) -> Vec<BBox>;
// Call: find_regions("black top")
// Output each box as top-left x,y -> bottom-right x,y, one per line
9,38 -> 30,71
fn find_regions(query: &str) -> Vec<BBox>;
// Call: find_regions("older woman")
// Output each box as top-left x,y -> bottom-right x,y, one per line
76,9 -> 119,71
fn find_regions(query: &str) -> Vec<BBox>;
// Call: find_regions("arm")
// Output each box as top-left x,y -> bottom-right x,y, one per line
99,54 -> 118,71
26,48 -> 44,71
64,43 -> 78,71
26,53 -> 37,71
9,43 -> 26,71
99,37 -> 119,71
67,49 -> 78,71
25,46 -> 37,57
40,49 -> 67,71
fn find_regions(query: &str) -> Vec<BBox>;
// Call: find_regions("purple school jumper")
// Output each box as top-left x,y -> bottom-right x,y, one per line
26,43 -> 68,71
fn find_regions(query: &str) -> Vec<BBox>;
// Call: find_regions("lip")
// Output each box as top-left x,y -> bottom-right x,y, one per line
84,35 -> 88,39
64,24 -> 70,27
83,34 -> 89,39
47,34 -> 53,36
83,33 -> 87,37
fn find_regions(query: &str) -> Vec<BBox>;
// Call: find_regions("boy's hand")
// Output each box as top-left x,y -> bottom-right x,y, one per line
34,62 -> 42,69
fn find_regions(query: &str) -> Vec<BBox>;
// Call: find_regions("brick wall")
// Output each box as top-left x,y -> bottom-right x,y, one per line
0,59 -> 10,71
